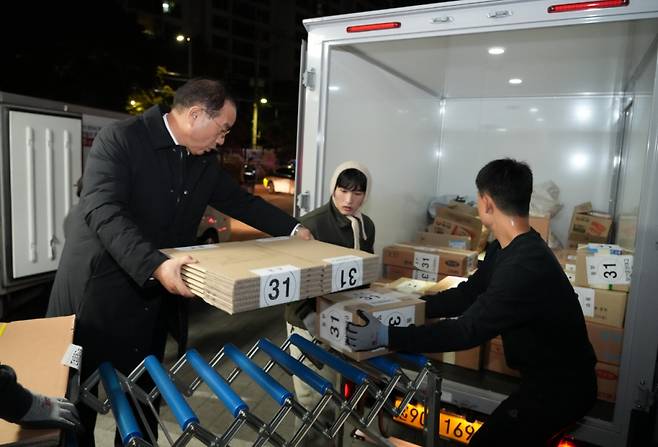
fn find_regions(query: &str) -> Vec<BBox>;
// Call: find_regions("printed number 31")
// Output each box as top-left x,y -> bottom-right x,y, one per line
340,267 -> 358,288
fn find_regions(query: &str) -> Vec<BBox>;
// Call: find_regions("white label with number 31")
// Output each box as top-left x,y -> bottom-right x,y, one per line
586,255 -> 633,285
323,255 -> 364,292
252,265 -> 301,308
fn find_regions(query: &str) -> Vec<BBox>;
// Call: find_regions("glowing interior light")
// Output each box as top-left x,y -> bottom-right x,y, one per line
508,78 -> 523,85
575,105 -> 592,122
328,85 -> 340,91
570,152 -> 589,170
529,107 -> 539,113
488,47 -> 505,55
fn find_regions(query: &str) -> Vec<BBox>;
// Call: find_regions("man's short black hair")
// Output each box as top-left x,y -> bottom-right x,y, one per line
475,158 -> 533,216
173,78 -> 234,117
335,168 -> 367,193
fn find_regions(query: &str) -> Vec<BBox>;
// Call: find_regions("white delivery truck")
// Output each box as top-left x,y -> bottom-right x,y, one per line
0,92 -> 126,318
296,1 -> 658,446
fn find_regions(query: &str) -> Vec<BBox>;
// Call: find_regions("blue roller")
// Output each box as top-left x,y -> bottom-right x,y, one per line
258,338 -> 332,395
394,352 -> 430,370
186,349 -> 248,418
98,362 -> 142,446
366,356 -> 400,377
289,334 -> 368,385
143,356 -> 198,430
223,344 -> 293,406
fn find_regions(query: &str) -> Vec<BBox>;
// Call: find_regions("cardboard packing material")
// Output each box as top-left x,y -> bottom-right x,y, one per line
575,244 -> 632,293
573,286 -> 627,328
446,201 -> 479,217
373,276 -> 468,296
384,264 -> 446,282
483,337 -> 520,377
438,347 -> 482,371
383,243 -> 478,277
616,214 -> 638,251
0,316 -> 76,446
162,237 -> 379,314
553,248 -> 578,283
529,214 -> 551,243
595,362 -> 619,403
416,231 -> 471,251
433,207 -> 489,252
567,202 -> 613,249
586,322 -> 623,366
316,288 -> 425,361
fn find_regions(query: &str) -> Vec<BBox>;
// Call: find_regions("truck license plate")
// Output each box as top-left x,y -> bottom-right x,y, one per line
393,399 -> 483,444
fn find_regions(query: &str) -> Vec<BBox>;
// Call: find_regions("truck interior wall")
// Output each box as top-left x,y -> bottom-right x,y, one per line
324,49 -> 441,253
438,95 -> 616,245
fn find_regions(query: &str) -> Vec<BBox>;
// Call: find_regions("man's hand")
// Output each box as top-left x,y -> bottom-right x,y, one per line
346,310 -> 389,351
19,394 -> 81,431
153,256 -> 197,297
292,226 -> 314,240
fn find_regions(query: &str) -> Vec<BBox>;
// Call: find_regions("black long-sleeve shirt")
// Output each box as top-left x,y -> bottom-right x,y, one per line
0,364 -> 32,423
389,229 -> 596,380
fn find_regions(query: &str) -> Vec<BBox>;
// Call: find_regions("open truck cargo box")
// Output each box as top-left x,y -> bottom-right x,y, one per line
297,1 -> 658,445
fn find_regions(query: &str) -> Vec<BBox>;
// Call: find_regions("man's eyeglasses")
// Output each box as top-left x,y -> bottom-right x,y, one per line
203,109 -> 231,137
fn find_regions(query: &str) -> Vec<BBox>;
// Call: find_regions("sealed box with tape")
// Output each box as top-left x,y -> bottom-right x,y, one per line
316,288 -> 425,361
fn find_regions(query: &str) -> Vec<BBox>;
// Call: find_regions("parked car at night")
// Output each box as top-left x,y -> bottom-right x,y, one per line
262,164 -> 295,194
196,206 -> 231,244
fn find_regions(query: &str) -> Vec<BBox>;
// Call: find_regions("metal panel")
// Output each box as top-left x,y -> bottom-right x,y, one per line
8,111 -> 82,278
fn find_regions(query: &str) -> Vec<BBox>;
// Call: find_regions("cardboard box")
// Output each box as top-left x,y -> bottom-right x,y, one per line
575,244 -> 632,293
586,322 -> 623,366
483,337 -> 520,377
416,231 -> 471,251
374,276 -> 468,296
383,243 -> 478,277
384,264 -> 446,282
427,346 -> 482,371
595,362 -> 619,403
553,248 -> 578,282
0,316 -> 76,446
316,288 -> 425,361
616,214 -> 637,251
529,214 -> 551,243
573,287 -> 628,328
567,202 -> 613,249
446,201 -> 479,216
433,207 -> 489,252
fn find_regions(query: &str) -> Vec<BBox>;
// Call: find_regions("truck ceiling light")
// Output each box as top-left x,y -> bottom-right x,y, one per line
346,22 -> 401,33
488,47 -> 505,55
508,78 -> 523,85
548,0 -> 629,13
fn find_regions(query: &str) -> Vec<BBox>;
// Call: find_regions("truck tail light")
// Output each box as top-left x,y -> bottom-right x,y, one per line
346,22 -> 401,33
548,0 -> 629,13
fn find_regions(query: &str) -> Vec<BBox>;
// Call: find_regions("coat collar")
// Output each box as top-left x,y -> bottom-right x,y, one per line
142,104 -> 181,151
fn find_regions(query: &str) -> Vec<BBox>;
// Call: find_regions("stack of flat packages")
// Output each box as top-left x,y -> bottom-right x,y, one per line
161,237 -> 379,314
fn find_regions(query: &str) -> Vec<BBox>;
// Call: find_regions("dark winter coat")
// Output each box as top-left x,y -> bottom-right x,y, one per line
47,105 -> 298,376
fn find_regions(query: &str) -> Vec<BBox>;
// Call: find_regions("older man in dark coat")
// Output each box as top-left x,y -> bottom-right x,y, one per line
47,78 -> 310,445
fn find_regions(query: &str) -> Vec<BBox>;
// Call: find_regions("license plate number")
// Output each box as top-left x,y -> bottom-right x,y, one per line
393,399 -> 483,444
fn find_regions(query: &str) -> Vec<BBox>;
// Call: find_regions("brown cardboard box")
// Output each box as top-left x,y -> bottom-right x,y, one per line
529,214 -> 551,243
446,201 -> 479,216
416,231 -> 471,251
586,322 -> 623,366
573,286 -> 628,328
433,207 -> 489,252
0,316 -> 76,446
427,346 -> 482,371
316,288 -> 425,361
595,362 -> 619,402
616,214 -> 638,251
384,264 -> 446,282
575,245 -> 632,293
483,337 -> 520,377
375,276 -> 468,296
567,202 -> 613,249
383,243 -> 478,277
553,248 -> 578,282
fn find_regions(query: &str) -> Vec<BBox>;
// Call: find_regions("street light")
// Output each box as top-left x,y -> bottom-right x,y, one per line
252,97 -> 269,147
175,34 -> 192,78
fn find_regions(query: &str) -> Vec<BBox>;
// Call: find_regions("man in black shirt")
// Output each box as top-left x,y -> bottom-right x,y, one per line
347,158 -> 597,446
